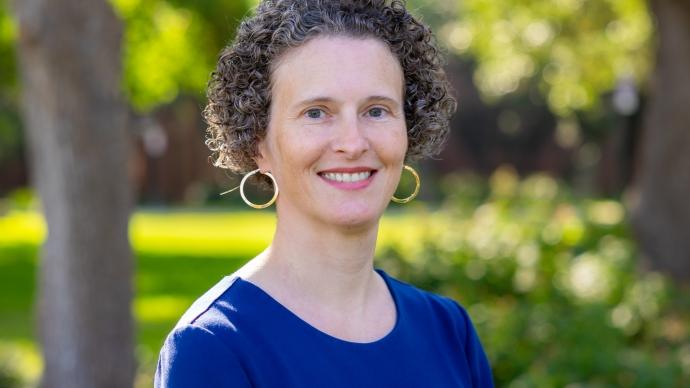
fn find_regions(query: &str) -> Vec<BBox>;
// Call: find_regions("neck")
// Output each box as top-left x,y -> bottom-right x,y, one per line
247,204 -> 381,313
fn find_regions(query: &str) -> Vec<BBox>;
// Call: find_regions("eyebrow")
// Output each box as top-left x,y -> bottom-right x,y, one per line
292,95 -> 402,111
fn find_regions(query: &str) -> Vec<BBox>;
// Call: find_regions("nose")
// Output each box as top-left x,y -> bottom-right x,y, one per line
332,113 -> 370,159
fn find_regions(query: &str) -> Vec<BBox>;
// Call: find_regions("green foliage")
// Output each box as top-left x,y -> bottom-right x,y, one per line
377,167 -> 689,386
433,0 -> 652,116
0,0 -> 16,94
109,0 -> 252,111
0,0 -> 21,165
1,0 -> 253,115
0,99 -> 21,165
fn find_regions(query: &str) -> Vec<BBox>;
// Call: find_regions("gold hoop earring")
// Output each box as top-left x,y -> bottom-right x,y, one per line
240,169 -> 279,209
391,165 -> 420,204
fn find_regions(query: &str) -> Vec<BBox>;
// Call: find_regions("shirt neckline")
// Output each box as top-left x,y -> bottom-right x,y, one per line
233,268 -> 401,347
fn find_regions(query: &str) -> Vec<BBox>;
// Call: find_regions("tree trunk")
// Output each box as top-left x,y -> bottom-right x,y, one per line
632,0 -> 690,281
12,0 -> 135,387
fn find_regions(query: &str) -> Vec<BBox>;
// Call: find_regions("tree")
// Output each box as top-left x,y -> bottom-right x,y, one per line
12,0 -> 135,387
631,0 -> 690,280
3,1 -> 253,382
424,0 -> 652,116
420,0 -> 690,280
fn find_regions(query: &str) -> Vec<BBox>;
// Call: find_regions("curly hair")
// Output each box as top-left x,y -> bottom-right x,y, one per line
203,0 -> 456,186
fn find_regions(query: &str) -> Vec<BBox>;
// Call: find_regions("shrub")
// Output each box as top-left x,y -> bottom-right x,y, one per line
377,167 -> 689,386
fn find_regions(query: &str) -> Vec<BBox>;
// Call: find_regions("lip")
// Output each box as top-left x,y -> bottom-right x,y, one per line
317,167 -> 377,190
318,166 -> 376,174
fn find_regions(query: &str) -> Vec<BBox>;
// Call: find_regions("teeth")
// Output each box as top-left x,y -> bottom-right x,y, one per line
322,171 -> 371,183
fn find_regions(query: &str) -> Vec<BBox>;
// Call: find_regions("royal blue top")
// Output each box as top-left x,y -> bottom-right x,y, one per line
155,268 -> 494,387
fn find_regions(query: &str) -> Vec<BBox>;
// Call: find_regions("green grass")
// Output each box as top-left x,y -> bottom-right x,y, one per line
0,210 -> 273,386
0,208 -> 429,387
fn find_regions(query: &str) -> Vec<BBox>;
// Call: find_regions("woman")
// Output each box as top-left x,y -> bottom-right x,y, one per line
155,0 -> 493,387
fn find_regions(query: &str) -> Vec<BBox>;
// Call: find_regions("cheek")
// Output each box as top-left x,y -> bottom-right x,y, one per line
377,129 -> 408,198
273,131 -> 327,173
380,126 -> 408,163
399,130 -> 409,158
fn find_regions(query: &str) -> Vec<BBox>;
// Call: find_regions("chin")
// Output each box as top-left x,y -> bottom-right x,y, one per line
326,205 -> 384,230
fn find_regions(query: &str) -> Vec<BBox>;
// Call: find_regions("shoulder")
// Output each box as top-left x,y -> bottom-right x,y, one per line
383,270 -> 466,311
155,276 -> 252,388
378,269 -> 495,386
380,269 -> 473,336
174,275 -> 239,328
155,323 -> 252,388
165,274 -> 251,345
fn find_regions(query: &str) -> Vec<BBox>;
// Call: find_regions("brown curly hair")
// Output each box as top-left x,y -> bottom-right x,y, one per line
203,0 -> 456,185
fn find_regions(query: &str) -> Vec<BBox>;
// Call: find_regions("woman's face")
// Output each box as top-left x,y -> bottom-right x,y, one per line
256,35 -> 408,229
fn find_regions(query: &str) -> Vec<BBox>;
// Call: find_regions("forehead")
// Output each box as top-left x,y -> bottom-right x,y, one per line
270,35 -> 405,104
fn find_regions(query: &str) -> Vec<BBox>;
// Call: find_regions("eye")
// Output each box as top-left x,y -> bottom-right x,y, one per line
305,108 -> 326,120
367,107 -> 387,119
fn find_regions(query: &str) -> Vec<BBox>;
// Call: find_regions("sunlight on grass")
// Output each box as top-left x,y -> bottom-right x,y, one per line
130,211 -> 276,257
134,295 -> 192,324
0,209 -> 432,258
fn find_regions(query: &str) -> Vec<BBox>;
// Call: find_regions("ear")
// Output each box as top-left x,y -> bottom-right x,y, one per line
254,137 -> 272,172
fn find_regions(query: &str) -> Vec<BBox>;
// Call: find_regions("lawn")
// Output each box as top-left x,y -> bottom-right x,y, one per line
0,208 -> 432,387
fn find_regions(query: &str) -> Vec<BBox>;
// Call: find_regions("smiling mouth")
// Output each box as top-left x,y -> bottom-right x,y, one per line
317,168 -> 378,187
320,171 -> 373,183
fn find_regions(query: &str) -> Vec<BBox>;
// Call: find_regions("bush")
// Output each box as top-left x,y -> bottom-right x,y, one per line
377,167 -> 690,387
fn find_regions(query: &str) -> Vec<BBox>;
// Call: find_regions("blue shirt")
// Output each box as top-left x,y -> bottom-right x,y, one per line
155,268 -> 494,387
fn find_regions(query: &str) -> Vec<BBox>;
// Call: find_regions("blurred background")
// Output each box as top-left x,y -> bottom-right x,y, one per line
1,0 -> 689,387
